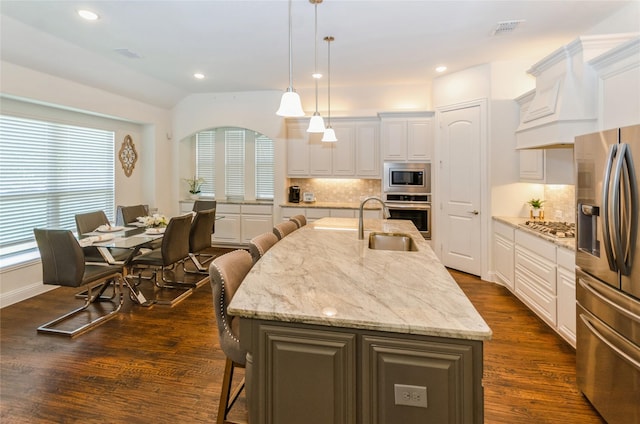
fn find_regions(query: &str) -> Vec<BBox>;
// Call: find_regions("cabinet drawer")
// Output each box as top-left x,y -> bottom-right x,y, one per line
556,247 -> 575,270
307,208 -> 331,219
217,203 -> 241,214
493,220 -> 515,241
515,266 -> 557,326
331,209 -> 355,218
516,230 -> 555,261
241,204 -> 273,215
281,207 -> 302,218
515,246 -> 556,294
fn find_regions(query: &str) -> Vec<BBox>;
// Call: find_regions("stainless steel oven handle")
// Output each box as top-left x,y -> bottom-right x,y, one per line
579,276 -> 640,323
579,313 -> 640,371
385,203 -> 430,211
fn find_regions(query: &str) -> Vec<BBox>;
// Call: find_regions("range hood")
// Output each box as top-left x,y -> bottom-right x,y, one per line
515,34 -> 638,149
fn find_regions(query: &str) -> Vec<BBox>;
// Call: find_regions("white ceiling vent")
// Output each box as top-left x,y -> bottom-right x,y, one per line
491,20 -> 525,36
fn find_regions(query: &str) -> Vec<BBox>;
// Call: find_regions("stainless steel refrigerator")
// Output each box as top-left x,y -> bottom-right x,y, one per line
575,124 -> 640,424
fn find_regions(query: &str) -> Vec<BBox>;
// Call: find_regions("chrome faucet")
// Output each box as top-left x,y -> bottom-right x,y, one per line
358,196 -> 391,240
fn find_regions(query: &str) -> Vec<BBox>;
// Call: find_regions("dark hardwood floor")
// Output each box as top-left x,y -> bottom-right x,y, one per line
1,256 -> 603,423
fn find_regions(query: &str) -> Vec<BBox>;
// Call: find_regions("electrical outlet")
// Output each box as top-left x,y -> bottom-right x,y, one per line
394,384 -> 428,408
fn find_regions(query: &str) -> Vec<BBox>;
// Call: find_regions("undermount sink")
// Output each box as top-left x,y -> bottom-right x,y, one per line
368,232 -> 418,252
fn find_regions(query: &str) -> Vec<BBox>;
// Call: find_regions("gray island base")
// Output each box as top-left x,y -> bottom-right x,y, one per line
229,217 -> 492,424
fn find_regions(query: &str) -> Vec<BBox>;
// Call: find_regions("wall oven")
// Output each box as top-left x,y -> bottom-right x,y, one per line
384,194 -> 431,239
384,162 -> 431,194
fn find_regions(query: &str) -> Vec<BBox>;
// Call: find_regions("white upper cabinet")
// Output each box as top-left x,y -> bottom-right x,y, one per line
286,117 -> 380,178
379,112 -> 434,162
287,123 -> 310,176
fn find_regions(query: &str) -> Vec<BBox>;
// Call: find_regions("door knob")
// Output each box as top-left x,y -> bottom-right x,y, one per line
468,210 -> 479,215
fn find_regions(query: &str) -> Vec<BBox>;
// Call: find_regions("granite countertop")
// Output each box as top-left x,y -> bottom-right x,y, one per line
229,217 -> 492,341
493,216 -> 576,251
281,201 -> 381,209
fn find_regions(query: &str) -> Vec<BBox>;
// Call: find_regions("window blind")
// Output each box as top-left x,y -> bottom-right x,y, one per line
196,130 -> 215,196
225,129 -> 245,199
255,134 -> 274,200
0,115 -> 115,257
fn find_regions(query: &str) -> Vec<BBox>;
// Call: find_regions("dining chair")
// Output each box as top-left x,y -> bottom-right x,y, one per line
33,228 -> 124,337
273,220 -> 298,240
116,204 -> 149,226
192,200 -> 217,213
248,232 -> 279,264
209,249 -> 253,424
289,214 -> 307,228
184,208 -> 217,273
75,210 -> 132,264
126,214 -> 194,306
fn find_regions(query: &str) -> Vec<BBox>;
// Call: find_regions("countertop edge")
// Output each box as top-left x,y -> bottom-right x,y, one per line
493,216 -> 575,251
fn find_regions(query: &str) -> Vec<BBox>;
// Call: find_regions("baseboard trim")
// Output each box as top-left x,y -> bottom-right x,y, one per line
0,282 -> 57,309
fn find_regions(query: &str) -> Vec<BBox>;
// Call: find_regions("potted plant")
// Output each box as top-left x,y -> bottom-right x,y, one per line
527,198 -> 545,219
184,176 -> 205,199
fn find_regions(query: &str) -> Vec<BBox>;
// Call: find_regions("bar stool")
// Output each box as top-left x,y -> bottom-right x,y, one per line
289,214 -> 307,228
248,232 -> 279,264
209,249 -> 254,424
273,220 -> 298,240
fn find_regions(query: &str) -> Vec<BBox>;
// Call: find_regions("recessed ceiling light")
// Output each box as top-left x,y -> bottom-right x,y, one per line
312,73 -> 322,79
77,9 -> 99,21
435,66 -> 447,73
194,73 -> 205,80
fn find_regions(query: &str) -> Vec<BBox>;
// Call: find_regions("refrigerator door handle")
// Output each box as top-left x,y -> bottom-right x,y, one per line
579,313 -> 640,371
612,143 -> 638,276
579,275 -> 640,323
602,144 -> 618,272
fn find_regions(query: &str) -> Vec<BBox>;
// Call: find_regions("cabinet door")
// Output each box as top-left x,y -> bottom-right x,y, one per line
556,266 -> 576,347
256,325 -> 356,424
361,335 -> 482,424
287,124 -> 310,176
519,150 -> 545,181
493,232 -> 515,291
355,121 -> 380,177
213,214 -> 241,243
309,133 -> 333,176
381,120 -> 407,161
332,124 -> 356,176
241,214 -> 273,243
330,209 -> 355,218
407,118 -> 432,162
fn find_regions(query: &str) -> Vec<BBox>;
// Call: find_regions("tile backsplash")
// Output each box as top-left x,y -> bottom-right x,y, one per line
542,185 -> 576,223
289,178 -> 382,203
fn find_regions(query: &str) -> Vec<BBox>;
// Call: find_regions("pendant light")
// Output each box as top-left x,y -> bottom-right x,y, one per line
276,0 -> 305,117
322,36 -> 337,142
307,0 -> 325,133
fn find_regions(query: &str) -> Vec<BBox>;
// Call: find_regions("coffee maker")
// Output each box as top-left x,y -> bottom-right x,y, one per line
288,186 -> 301,203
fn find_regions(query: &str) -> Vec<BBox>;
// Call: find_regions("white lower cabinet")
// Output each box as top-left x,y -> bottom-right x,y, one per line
491,222 -> 577,347
282,207 -> 381,223
214,203 -> 273,245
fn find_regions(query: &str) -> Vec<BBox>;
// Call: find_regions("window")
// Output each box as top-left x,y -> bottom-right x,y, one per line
225,129 -> 245,199
0,115 -> 115,259
195,127 -> 274,200
196,130 -> 215,196
255,134 -> 274,200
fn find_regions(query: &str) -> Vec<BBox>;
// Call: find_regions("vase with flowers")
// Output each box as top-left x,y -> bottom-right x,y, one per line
184,176 -> 205,199
137,213 -> 168,228
527,198 -> 545,220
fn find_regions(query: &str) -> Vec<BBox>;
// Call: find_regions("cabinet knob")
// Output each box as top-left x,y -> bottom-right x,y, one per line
468,210 -> 479,215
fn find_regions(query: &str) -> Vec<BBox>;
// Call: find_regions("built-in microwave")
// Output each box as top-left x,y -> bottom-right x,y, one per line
383,162 -> 431,194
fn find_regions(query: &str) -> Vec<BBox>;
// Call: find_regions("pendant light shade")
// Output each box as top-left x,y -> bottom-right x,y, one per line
307,0 -> 325,132
276,0 -> 305,117
308,113 -> 326,132
322,36 -> 337,142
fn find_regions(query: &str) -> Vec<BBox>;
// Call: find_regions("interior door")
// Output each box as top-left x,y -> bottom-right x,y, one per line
439,105 -> 482,276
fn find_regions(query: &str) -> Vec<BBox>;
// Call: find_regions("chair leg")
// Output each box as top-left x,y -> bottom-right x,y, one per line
217,358 -> 246,424
38,276 -> 124,337
184,252 -> 215,274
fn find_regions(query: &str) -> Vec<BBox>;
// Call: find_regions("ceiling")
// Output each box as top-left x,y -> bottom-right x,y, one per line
0,0 -> 636,109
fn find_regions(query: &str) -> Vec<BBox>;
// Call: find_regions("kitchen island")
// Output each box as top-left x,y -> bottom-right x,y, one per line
229,217 -> 491,424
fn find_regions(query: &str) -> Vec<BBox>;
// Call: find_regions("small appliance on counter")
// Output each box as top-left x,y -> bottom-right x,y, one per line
288,186 -> 301,203
303,192 -> 315,203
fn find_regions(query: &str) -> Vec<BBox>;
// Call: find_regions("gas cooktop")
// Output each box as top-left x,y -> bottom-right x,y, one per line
519,220 -> 576,238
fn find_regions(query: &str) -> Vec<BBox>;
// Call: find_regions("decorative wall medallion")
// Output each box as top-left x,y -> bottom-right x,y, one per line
118,134 -> 138,177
